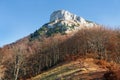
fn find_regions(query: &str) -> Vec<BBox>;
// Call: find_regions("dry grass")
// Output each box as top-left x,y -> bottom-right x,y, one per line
31,61 -> 80,80
30,58 -> 108,80
95,59 -> 120,70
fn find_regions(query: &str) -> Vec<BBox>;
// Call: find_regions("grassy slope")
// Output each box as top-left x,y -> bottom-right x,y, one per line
30,58 -> 107,80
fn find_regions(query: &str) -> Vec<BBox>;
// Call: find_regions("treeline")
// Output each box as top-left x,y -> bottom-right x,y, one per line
2,26 -> 120,79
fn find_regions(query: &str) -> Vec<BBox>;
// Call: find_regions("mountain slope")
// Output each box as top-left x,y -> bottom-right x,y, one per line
31,58 -> 111,80
0,10 -> 120,80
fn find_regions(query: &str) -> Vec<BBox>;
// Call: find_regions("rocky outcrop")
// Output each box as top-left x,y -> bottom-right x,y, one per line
46,10 -> 96,34
50,10 -> 86,24
31,10 -> 97,38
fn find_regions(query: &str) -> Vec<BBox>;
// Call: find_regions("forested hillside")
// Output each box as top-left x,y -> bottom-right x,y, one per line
0,10 -> 120,80
0,26 -> 120,80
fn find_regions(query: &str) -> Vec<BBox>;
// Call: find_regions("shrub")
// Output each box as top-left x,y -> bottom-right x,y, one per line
103,70 -> 120,80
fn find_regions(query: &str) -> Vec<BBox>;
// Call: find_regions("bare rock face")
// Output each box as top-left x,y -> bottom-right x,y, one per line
50,10 -> 86,24
31,10 -> 97,37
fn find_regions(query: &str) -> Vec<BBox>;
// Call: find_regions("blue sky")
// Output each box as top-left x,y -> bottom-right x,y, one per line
0,0 -> 120,47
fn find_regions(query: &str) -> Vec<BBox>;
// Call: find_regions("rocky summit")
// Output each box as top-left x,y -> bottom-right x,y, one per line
50,10 -> 86,24
31,10 -> 97,38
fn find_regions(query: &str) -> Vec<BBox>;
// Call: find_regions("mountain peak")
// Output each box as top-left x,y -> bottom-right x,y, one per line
30,10 -> 97,38
50,10 -> 86,24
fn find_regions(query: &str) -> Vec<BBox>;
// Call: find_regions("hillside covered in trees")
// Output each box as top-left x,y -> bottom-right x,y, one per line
0,10 -> 120,80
